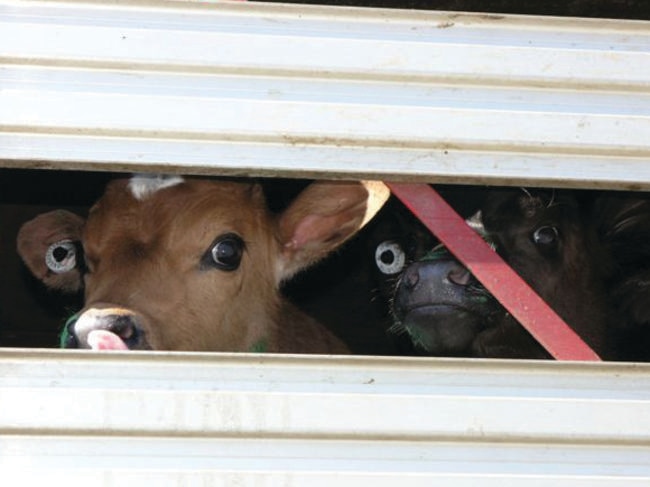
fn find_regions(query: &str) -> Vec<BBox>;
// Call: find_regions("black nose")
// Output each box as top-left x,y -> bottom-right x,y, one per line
402,258 -> 472,293
393,257 -> 477,318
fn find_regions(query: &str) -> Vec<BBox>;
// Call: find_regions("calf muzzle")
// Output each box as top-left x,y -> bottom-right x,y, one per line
392,249 -> 497,355
63,306 -> 148,350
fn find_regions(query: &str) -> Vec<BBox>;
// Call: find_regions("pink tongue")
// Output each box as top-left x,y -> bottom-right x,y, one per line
87,330 -> 129,351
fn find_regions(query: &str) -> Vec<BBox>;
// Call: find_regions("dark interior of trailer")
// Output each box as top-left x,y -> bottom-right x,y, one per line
3,167 -> 650,363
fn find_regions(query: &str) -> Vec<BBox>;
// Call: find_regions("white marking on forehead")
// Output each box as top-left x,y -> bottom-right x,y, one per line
128,174 -> 185,201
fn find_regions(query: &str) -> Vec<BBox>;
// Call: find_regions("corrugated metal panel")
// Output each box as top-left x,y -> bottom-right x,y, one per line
1,0 -> 650,189
1,349 -> 650,485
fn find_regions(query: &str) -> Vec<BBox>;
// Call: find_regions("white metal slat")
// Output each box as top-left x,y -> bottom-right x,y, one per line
1,0 -> 650,188
1,350 -> 650,485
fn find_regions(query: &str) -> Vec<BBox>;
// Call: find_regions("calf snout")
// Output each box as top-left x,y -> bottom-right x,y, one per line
392,254 -> 496,355
396,257 -> 473,311
63,305 -> 149,350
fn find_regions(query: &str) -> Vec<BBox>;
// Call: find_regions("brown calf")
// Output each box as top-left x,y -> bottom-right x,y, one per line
17,175 -> 389,353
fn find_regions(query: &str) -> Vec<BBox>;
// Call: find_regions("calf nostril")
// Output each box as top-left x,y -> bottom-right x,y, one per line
448,266 -> 472,286
117,322 -> 135,340
110,315 -> 140,344
403,266 -> 420,289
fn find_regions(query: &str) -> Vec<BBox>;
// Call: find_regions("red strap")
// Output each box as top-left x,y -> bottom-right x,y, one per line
387,182 -> 601,361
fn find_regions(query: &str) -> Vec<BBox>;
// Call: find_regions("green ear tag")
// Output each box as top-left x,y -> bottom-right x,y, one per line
59,312 -> 80,348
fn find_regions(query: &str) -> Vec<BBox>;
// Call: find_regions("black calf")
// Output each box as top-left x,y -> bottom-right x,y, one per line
392,188 -> 650,361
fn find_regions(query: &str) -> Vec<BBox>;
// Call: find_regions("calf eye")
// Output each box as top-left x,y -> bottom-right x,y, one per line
375,240 -> 406,275
206,234 -> 244,271
45,240 -> 78,274
532,226 -> 559,247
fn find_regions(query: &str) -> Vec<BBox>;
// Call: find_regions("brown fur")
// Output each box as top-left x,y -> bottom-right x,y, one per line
17,209 -> 85,293
17,177 -> 389,353
477,189 -> 612,358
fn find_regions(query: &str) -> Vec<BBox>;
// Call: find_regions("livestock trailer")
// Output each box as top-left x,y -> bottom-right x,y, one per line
1,0 -> 650,484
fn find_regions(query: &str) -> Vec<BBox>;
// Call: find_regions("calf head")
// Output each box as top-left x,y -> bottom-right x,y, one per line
391,245 -> 501,356
595,193 -> 650,360
392,188 -> 614,359
17,175 -> 388,353
366,187 -> 486,311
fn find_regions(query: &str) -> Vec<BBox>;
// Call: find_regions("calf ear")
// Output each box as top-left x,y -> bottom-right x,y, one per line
16,210 -> 86,293
277,180 -> 389,281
